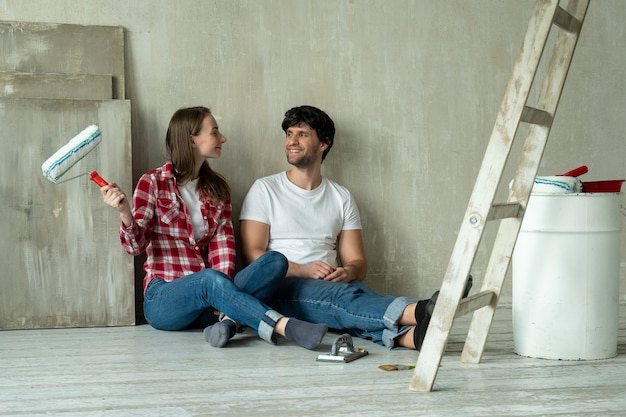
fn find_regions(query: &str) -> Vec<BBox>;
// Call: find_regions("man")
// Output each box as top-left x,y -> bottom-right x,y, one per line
238,105 -> 470,349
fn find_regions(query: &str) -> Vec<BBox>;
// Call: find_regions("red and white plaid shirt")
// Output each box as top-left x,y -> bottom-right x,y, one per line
119,161 -> 236,292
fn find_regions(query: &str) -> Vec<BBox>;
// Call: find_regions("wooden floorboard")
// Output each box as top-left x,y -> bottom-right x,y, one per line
1,304 -> 625,416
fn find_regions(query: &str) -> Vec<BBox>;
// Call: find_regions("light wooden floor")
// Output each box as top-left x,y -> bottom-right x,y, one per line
2,304 -> 625,417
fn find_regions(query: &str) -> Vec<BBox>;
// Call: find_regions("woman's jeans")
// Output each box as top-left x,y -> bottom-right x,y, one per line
143,251 -> 288,344
235,272 -> 415,349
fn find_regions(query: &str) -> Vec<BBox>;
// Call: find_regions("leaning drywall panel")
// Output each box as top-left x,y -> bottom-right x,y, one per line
0,72 -> 113,99
0,21 -> 124,99
0,98 -> 134,329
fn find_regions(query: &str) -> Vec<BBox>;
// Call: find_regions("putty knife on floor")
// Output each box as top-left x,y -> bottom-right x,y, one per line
316,334 -> 368,363
378,364 -> 415,371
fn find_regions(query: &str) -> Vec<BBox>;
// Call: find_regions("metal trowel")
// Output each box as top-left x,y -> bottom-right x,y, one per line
316,334 -> 368,363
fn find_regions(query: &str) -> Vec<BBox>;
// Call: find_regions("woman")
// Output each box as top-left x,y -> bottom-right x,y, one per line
99,106 -> 327,350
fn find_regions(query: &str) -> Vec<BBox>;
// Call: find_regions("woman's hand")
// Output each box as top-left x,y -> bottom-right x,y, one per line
100,183 -> 133,227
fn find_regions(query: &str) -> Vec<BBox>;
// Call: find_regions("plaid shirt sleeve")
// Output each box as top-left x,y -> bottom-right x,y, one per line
119,172 -> 156,255
206,198 -> 236,278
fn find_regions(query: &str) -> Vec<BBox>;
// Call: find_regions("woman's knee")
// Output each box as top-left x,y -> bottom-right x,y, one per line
196,268 -> 233,293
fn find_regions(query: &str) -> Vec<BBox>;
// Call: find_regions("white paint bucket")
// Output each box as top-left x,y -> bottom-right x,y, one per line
512,193 -> 622,360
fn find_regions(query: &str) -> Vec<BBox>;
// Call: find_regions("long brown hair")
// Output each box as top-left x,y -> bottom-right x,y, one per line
165,106 -> 230,202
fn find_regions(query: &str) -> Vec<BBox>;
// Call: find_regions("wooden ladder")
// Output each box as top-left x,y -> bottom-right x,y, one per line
410,0 -> 590,392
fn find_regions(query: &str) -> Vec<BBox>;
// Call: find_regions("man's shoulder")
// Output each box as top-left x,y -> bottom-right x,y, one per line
254,172 -> 285,187
323,177 -> 352,196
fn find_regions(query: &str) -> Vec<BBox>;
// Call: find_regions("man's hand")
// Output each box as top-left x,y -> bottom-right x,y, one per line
297,261 -> 354,283
322,266 -> 353,283
298,261 -> 336,280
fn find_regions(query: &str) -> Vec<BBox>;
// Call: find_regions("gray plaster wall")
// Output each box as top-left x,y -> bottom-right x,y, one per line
1,1 -> 624,305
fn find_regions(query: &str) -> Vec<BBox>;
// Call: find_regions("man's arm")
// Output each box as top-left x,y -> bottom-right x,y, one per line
239,219 -> 271,265
332,229 -> 367,282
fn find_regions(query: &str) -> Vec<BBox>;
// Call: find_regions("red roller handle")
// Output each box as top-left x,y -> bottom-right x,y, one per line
558,165 -> 588,177
89,170 -> 109,187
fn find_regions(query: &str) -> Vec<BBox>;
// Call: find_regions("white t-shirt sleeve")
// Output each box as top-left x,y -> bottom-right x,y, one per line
240,178 -> 271,224
343,192 -> 361,231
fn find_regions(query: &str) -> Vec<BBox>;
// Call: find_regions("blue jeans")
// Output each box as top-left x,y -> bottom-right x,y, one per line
143,251 -> 288,343
235,273 -> 415,348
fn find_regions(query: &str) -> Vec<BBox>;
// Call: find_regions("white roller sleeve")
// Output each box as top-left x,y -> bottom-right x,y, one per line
41,125 -> 102,183
532,176 -> 582,194
509,175 -> 583,194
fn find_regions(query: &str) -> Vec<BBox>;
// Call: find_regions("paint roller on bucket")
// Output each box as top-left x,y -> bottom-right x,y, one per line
41,124 -> 109,187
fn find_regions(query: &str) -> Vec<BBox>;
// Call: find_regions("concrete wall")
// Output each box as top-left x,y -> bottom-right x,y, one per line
2,0 -> 624,307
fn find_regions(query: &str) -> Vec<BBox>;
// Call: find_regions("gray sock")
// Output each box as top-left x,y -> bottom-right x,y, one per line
203,319 -> 237,348
284,319 -> 328,350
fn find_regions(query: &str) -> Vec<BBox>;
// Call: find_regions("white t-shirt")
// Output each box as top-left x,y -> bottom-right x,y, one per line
239,172 -> 362,267
179,179 -> 204,240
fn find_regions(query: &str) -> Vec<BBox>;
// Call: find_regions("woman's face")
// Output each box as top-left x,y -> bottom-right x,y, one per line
191,114 -> 227,160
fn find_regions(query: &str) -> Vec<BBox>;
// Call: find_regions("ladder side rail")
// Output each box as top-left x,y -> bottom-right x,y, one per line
460,124 -> 550,364
507,9 -> 588,209
460,0 -> 589,364
409,0 -> 561,393
407,132 -> 522,392
536,1 -> 590,118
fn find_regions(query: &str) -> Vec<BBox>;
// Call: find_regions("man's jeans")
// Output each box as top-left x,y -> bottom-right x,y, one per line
143,251 -> 288,343
235,272 -> 415,348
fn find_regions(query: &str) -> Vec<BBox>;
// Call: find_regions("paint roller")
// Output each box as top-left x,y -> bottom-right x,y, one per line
41,124 -> 109,187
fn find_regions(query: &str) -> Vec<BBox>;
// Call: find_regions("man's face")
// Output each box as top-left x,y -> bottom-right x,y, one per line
284,123 -> 325,168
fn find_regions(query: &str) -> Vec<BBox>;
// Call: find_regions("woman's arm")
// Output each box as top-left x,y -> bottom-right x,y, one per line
207,199 -> 236,278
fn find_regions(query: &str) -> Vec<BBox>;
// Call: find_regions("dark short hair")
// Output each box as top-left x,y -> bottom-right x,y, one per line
281,105 -> 335,162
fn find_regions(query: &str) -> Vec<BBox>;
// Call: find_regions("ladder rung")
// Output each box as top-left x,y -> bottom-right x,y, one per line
487,202 -> 522,221
455,290 -> 496,318
520,106 -> 553,127
553,6 -> 582,33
